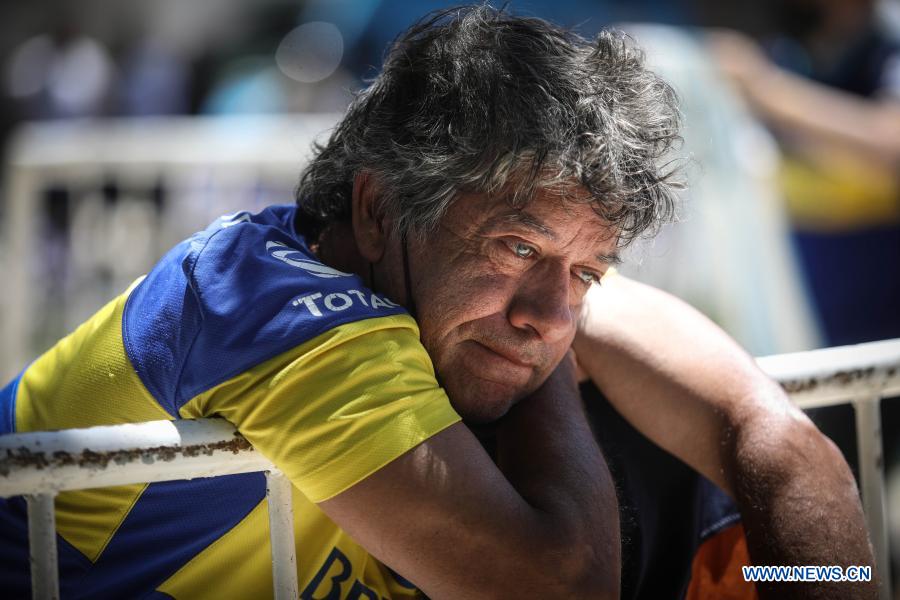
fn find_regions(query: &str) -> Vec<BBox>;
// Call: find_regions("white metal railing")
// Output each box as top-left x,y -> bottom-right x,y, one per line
0,419 -> 293,600
1,339 -> 899,599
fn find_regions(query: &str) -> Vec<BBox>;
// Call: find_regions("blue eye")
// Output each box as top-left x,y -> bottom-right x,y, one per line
512,242 -> 536,258
577,270 -> 600,285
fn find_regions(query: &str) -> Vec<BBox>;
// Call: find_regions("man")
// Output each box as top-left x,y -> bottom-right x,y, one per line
0,6 -> 875,599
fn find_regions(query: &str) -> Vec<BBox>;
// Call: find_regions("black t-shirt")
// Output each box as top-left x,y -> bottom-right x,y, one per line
581,381 -> 740,600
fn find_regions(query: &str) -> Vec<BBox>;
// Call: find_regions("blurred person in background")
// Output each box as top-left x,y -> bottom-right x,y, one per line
200,3 -> 359,115
711,0 -> 900,347
4,20 -> 115,121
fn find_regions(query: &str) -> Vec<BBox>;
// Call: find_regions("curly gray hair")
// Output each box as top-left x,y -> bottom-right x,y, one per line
295,5 -> 682,246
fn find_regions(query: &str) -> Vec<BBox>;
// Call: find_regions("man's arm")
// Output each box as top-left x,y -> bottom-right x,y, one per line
572,274 -> 876,599
319,358 -> 620,600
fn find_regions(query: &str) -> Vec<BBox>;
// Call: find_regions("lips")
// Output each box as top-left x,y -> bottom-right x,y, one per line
472,340 -> 535,370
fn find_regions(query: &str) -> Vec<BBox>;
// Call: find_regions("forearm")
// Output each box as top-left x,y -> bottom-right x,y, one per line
495,359 -> 621,598
573,277 -> 753,492
320,360 -> 620,599
575,276 -> 877,597
731,410 -> 877,599
742,67 -> 900,165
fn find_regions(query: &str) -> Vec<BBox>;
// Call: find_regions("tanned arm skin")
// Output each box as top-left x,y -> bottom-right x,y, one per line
573,274 -> 876,599
320,358 -> 620,599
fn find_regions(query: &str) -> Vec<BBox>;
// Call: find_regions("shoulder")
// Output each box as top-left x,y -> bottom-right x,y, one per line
124,205 -> 408,414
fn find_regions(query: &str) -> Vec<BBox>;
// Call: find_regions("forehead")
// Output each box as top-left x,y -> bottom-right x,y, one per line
447,186 -> 621,261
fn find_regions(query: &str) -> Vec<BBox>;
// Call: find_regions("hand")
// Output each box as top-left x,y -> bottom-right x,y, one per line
706,29 -> 774,93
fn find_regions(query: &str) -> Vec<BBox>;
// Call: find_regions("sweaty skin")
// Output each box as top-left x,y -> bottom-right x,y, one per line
574,273 -> 877,600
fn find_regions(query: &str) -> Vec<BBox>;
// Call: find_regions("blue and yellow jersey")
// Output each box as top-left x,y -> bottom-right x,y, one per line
0,205 -> 461,599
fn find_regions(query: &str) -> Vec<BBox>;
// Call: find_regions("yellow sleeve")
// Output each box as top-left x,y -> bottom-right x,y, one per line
179,314 -> 461,503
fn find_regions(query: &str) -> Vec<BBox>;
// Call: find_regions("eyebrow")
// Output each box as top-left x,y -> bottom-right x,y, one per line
499,211 -> 555,240
596,251 -> 623,266
487,210 -> 623,266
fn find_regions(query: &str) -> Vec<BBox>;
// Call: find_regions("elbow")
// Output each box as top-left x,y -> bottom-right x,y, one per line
563,536 -> 622,599
724,395 -> 876,571
532,521 -> 621,599
728,397 -> 858,502
471,519 -> 620,599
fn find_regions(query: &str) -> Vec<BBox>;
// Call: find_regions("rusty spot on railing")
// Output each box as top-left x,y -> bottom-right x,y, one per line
779,367 -> 877,394
0,433 -> 253,476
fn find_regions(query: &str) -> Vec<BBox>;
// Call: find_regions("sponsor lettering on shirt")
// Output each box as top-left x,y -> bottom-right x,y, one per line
292,290 -> 400,317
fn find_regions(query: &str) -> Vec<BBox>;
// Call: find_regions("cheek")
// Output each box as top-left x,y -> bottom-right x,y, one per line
417,272 -> 516,354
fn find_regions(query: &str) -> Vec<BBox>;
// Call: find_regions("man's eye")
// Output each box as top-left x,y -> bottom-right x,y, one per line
511,242 -> 536,259
576,270 -> 600,285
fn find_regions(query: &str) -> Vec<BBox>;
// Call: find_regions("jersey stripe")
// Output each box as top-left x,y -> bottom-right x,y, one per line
75,473 -> 266,599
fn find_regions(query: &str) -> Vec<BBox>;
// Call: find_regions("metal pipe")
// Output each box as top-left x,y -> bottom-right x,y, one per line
758,339 -> 900,409
267,469 -> 299,600
0,419 -> 272,498
26,493 -> 59,600
853,395 -> 892,600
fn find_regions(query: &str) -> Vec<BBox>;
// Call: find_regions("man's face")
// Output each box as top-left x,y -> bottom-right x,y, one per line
400,187 -> 619,423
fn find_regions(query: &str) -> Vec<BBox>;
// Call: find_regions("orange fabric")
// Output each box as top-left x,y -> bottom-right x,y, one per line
685,524 -> 758,600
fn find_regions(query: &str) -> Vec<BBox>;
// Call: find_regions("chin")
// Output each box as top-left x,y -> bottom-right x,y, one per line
442,375 -> 526,424
457,403 -> 511,425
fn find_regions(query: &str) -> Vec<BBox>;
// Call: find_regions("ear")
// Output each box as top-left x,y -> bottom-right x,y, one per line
351,171 -> 388,262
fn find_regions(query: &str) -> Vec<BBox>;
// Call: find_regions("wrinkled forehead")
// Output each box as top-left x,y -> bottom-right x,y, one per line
448,184 -> 623,262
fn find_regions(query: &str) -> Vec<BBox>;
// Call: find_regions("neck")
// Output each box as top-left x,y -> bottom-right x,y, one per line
315,222 -> 369,281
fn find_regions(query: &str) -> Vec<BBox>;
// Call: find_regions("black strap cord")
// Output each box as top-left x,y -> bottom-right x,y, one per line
368,230 -> 418,320
400,229 -> 418,320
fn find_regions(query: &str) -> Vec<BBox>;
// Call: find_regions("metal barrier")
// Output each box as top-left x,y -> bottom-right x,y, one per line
0,419 -> 291,600
1,342 -> 898,599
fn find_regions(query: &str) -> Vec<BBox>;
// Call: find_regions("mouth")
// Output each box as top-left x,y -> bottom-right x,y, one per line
471,340 -> 536,370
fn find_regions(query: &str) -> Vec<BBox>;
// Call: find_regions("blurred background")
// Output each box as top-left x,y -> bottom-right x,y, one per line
0,0 -> 898,592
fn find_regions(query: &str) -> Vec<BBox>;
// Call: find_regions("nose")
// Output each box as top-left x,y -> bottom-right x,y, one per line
507,258 -> 574,342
